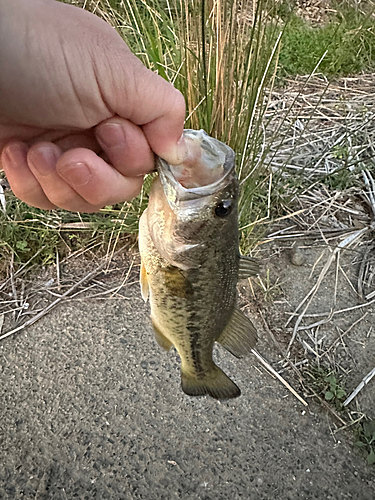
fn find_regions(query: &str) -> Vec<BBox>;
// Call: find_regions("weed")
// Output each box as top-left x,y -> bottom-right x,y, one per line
305,366 -> 347,410
355,419 -> 375,465
305,366 -> 375,466
256,268 -> 283,302
0,179 -> 145,275
323,373 -> 347,403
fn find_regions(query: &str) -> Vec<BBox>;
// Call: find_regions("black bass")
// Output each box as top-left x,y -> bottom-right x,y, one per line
139,130 -> 258,399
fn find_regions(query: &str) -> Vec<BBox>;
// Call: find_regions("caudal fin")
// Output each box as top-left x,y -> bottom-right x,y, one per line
181,365 -> 241,400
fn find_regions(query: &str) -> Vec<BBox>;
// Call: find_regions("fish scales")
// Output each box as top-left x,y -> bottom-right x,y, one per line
139,130 -> 259,399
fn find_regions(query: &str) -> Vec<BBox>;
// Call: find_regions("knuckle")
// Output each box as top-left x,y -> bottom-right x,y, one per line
173,88 -> 186,115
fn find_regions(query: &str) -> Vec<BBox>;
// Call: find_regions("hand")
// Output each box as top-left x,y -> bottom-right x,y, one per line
0,0 -> 186,212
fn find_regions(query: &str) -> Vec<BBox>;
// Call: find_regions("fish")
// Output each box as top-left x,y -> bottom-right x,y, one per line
138,129 -> 259,399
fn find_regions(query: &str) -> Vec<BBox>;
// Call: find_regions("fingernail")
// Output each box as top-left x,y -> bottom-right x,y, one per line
58,162 -> 92,186
2,143 -> 28,168
28,146 -> 59,176
175,135 -> 188,163
96,123 -> 126,149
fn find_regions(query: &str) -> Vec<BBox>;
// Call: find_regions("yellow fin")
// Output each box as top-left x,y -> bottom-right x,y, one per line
238,255 -> 259,280
152,320 -> 173,352
140,261 -> 149,302
181,365 -> 240,400
217,308 -> 257,358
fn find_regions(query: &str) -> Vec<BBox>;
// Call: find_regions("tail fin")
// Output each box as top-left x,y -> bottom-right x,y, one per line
181,365 -> 241,400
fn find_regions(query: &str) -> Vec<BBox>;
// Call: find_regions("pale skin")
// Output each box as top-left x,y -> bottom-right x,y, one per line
0,0 -> 186,212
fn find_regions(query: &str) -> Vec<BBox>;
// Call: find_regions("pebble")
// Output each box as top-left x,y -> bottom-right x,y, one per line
290,246 -> 305,266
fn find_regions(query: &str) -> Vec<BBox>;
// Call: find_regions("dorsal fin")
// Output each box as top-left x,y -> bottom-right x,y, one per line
238,255 -> 259,280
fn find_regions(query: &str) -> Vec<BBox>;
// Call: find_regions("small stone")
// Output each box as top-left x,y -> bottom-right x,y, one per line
290,247 -> 305,266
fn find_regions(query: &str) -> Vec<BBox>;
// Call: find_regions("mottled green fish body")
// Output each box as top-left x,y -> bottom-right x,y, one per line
139,130 -> 258,399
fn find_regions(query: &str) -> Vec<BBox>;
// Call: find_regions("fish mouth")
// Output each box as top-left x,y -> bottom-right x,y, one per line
157,130 -> 236,211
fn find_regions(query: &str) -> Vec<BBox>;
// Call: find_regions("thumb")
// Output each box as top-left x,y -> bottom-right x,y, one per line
94,42 -> 186,165
142,82 -> 187,165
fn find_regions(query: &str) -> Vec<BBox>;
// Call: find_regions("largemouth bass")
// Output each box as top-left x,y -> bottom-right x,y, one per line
139,130 -> 258,399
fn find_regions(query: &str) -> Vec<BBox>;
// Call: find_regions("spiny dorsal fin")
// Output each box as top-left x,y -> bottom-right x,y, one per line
140,261 -> 149,302
217,308 -> 257,358
238,255 -> 259,280
181,365 -> 241,399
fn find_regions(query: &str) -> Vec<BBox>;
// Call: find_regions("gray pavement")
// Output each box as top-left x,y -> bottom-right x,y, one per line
0,266 -> 374,499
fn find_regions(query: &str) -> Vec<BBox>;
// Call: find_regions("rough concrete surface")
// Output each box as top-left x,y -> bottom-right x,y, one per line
0,260 -> 374,500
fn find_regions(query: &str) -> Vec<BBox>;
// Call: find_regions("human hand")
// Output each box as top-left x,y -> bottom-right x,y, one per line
0,0 -> 186,212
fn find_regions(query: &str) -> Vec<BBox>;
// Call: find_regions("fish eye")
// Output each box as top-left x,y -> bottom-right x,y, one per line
215,199 -> 233,218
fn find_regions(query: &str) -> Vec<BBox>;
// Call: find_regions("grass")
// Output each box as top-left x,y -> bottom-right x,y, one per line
277,2 -> 375,78
255,267 -> 283,302
0,182 -> 147,278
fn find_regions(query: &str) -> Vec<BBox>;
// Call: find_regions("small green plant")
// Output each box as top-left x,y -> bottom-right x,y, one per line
305,366 -> 347,410
331,145 -> 349,161
324,373 -> 346,402
305,366 -> 375,466
355,420 -> 375,466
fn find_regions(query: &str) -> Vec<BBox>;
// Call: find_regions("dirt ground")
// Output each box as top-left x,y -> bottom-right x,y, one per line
249,237 -> 375,419
0,248 -> 374,499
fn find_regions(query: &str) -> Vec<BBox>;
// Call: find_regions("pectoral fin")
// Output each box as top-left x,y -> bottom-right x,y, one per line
217,308 -> 258,358
140,261 -> 149,302
152,320 -> 173,352
238,255 -> 259,280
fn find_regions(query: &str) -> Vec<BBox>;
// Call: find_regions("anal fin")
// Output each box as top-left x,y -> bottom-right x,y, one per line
238,255 -> 259,280
181,365 -> 240,400
217,308 -> 257,358
152,319 -> 173,352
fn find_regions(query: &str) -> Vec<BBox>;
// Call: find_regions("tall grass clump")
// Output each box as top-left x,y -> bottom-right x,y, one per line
92,0 -> 281,144
69,0 -> 283,251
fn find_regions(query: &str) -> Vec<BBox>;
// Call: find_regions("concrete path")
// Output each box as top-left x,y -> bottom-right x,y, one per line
0,263 -> 374,499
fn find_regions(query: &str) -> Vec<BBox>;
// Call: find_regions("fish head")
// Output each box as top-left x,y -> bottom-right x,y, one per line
146,130 -> 239,270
